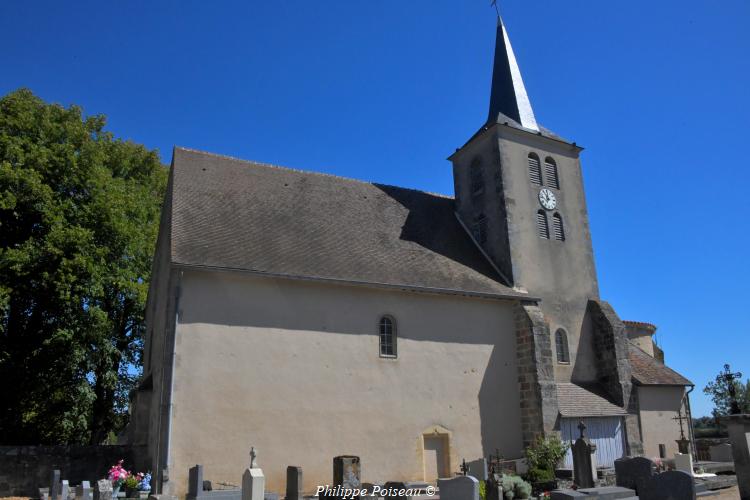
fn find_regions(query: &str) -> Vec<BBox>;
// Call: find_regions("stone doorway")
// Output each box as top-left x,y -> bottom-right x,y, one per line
422,432 -> 449,483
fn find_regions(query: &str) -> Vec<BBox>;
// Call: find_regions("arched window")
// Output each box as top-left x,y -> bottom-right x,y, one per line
544,157 -> 559,189
473,214 -> 488,244
470,158 -> 484,196
555,329 -> 570,363
528,153 -> 542,186
536,210 -> 549,239
379,316 -> 397,358
552,212 -> 565,241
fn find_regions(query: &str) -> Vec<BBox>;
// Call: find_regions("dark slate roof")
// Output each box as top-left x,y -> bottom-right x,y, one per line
169,147 -> 525,299
629,344 -> 693,386
556,383 -> 628,417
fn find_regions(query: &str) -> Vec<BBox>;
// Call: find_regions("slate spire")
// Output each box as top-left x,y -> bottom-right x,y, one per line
487,16 -> 539,131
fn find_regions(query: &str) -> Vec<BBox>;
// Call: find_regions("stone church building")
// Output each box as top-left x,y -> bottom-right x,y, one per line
128,17 -> 694,496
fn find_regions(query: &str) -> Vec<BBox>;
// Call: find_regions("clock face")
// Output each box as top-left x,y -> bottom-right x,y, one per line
539,188 -> 557,210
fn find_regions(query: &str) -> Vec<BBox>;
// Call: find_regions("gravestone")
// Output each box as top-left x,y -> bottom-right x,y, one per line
61,480 -> 70,500
285,466 -> 302,500
95,480 -> 112,500
437,476 -> 479,500
76,481 -> 92,500
333,456 -> 361,490
639,470 -> 695,500
382,482 -> 408,499
242,448 -> 265,500
188,465 -> 205,499
572,422 -> 596,488
709,443 -> 733,463
466,458 -> 488,481
724,414 -> 750,500
50,470 -> 62,500
614,457 -> 655,493
486,474 -> 503,500
674,453 -> 694,475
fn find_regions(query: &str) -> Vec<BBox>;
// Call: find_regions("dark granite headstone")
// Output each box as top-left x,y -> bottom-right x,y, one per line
382,482 -> 408,499
640,470 -> 696,500
188,465 -> 204,498
614,456 -> 655,493
466,458 -> 488,481
437,476 -> 479,500
285,466 -> 302,500
49,470 -> 61,500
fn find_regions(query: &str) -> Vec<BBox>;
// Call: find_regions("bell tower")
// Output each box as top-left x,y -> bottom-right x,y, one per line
449,16 -> 600,384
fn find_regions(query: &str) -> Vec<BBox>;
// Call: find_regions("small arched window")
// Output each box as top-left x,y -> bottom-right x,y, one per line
555,329 -> 570,364
528,153 -> 542,186
536,210 -> 549,239
544,157 -> 559,189
552,213 -> 565,241
470,158 -> 484,196
379,316 -> 397,358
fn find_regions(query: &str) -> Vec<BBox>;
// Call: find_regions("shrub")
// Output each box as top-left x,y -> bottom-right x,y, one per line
500,474 -> 531,499
524,435 -> 569,484
479,479 -> 487,500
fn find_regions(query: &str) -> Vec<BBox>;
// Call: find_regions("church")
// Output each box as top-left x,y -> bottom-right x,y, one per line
128,15 -> 695,496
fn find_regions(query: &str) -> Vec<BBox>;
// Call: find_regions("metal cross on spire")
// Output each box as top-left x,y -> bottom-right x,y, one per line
490,0 -> 501,18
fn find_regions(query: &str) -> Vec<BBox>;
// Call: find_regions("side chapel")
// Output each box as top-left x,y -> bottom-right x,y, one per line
128,15 -> 694,496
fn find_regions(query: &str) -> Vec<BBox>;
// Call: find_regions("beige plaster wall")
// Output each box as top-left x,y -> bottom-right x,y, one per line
629,334 -> 655,357
167,269 -> 523,496
638,385 -> 686,459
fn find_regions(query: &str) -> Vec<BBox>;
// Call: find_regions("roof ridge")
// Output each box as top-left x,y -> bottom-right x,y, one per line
173,146 -> 454,200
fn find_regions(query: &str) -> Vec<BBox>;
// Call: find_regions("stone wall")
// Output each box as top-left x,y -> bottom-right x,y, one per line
514,302 -> 559,446
0,445 -> 144,497
587,299 -> 643,456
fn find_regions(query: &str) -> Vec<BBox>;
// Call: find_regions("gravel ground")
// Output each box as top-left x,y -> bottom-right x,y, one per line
712,485 -> 740,500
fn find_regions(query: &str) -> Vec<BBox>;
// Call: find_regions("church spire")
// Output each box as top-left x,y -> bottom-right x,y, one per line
487,16 -> 539,132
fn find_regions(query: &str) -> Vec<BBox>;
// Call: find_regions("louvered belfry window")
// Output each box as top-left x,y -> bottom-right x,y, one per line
536,210 -> 549,239
470,158 -> 484,196
528,153 -> 542,185
555,329 -> 570,363
545,157 -> 559,189
474,214 -> 488,244
552,213 -> 565,241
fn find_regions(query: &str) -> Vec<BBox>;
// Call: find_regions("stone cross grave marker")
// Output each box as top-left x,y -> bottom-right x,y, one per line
573,421 -> 596,489
437,475 -> 479,500
285,466 -> 302,500
242,447 -> 264,500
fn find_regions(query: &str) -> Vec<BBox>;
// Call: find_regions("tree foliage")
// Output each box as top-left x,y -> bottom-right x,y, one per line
0,89 -> 167,444
703,366 -> 750,419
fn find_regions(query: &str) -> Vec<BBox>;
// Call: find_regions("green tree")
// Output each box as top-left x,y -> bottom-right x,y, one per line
703,365 -> 750,419
0,89 -> 167,444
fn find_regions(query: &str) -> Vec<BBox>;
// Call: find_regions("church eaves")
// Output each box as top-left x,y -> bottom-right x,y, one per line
487,16 -> 539,132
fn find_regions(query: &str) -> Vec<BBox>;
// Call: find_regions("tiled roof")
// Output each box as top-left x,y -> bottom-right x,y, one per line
556,383 -> 628,417
629,344 -> 692,386
168,147 -> 526,299
623,320 -> 657,331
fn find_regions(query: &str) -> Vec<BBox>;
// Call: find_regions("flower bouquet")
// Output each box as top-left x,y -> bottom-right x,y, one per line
108,460 -> 129,499
125,472 -> 152,498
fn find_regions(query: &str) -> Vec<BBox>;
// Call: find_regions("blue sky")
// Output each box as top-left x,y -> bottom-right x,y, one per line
2,1 -> 748,417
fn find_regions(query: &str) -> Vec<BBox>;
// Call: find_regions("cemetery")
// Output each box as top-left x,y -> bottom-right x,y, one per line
6,414 -> 748,500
